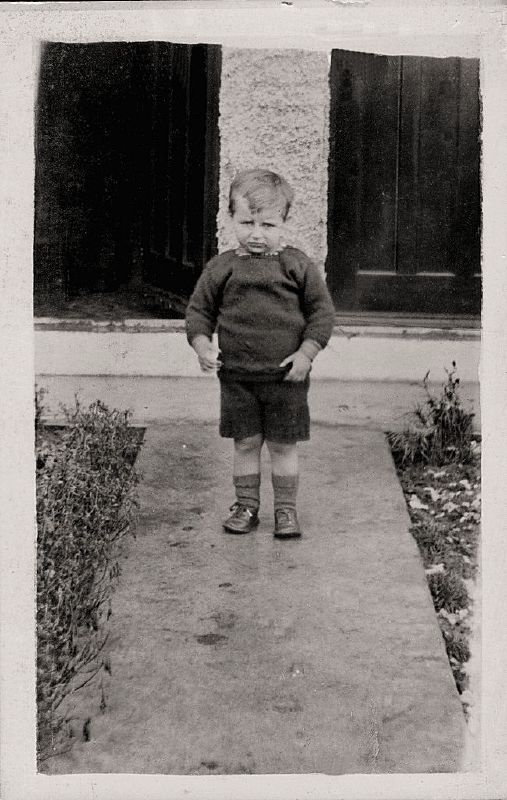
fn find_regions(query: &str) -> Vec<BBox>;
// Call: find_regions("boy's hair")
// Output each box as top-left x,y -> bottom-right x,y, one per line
229,168 -> 294,220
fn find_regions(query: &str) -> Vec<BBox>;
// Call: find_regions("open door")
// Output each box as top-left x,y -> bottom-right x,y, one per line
34,42 -> 221,314
140,43 -> 222,304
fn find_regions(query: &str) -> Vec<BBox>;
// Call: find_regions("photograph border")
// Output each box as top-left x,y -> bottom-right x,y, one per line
1,2 -> 506,798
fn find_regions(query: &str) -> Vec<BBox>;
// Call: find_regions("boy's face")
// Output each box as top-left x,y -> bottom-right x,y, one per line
231,196 -> 286,255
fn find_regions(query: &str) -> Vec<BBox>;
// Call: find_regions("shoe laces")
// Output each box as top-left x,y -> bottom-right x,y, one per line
230,503 -> 254,518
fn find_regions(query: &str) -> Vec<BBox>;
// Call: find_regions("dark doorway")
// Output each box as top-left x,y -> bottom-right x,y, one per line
34,41 -> 221,317
327,51 -> 481,316
142,43 -> 222,307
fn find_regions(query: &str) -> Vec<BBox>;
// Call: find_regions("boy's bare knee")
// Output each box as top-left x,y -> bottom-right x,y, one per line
266,440 -> 295,456
234,434 -> 263,453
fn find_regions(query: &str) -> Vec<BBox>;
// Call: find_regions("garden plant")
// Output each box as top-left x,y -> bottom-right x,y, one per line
36,389 -> 142,763
388,364 -> 480,714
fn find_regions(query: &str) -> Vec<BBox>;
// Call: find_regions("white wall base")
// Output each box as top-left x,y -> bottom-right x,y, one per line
34,324 -> 480,383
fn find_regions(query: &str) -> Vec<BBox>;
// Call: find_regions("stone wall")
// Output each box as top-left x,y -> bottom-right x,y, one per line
217,47 -> 330,274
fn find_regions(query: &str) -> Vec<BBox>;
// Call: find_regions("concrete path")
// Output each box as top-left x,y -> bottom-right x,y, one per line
49,419 -> 466,775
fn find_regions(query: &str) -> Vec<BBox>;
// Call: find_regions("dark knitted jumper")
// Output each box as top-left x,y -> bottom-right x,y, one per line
185,246 -> 335,382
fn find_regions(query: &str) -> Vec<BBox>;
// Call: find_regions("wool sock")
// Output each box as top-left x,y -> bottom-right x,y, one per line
272,473 -> 298,512
233,473 -> 261,512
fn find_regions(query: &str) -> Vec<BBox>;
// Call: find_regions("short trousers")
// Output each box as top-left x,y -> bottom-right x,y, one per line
219,378 -> 310,443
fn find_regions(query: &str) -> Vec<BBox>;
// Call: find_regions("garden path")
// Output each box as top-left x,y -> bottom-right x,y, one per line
49,414 -> 467,775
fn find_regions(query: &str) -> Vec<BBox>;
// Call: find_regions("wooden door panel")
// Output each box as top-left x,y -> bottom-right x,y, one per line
415,57 -> 460,274
327,50 -> 481,315
453,59 -> 481,278
326,48 -> 364,301
360,54 -> 400,272
327,50 -> 399,308
391,56 -> 419,279
329,51 -> 399,299
355,273 -> 480,314
397,57 -> 463,276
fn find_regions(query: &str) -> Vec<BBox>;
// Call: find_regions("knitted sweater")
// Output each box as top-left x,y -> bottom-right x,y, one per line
185,246 -> 335,381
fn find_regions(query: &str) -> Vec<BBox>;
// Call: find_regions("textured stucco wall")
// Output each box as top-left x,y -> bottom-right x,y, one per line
217,48 -> 330,274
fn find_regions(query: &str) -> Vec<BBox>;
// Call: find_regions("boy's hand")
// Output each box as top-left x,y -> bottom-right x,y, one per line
279,350 -> 312,382
192,335 -> 222,374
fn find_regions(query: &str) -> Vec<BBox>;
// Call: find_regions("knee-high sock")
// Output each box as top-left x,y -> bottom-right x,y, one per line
233,473 -> 261,511
272,473 -> 298,512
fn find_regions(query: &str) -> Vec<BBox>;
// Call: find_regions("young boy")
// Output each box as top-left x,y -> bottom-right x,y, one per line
185,168 -> 335,538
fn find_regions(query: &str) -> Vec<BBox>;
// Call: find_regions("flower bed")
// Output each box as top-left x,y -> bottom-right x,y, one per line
391,452 -> 480,713
36,391 -> 143,763
388,366 -> 480,717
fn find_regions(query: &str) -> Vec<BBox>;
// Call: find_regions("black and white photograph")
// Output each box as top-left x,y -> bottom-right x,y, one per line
1,2 -> 506,798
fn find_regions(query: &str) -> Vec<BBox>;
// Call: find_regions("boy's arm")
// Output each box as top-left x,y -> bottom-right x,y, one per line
191,334 -> 221,373
185,260 -> 221,345
280,337 -> 322,382
299,257 -> 336,352
298,339 -> 322,361
185,257 -> 228,372
280,253 -> 335,382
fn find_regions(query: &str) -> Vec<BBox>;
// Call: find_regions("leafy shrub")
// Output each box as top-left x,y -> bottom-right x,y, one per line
410,523 -> 445,563
36,395 -> 142,762
445,632 -> 471,664
388,363 -> 475,466
427,571 -> 469,614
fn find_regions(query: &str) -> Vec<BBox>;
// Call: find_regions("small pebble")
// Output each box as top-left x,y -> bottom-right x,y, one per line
460,689 -> 474,706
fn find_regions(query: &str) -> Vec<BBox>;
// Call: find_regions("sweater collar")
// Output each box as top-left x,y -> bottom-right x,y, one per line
235,244 -> 285,258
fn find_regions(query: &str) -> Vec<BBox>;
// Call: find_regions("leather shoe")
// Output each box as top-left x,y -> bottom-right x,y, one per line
223,503 -> 259,534
273,508 -> 302,538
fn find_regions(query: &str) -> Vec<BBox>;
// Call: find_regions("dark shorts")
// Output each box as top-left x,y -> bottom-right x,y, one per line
219,378 -> 310,443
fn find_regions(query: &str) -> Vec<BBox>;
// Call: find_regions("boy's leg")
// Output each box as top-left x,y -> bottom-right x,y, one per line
266,440 -> 298,482
266,441 -> 302,538
233,434 -> 263,511
224,434 -> 263,534
233,433 -> 263,479
220,381 -> 264,533
261,380 -> 309,538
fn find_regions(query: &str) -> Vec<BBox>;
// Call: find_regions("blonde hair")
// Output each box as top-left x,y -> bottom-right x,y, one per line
229,168 -> 294,220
